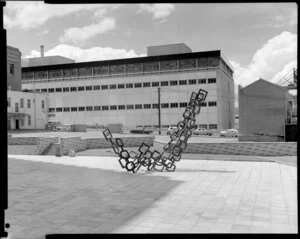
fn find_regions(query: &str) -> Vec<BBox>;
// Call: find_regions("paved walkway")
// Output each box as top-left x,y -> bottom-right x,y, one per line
6,154 -> 298,238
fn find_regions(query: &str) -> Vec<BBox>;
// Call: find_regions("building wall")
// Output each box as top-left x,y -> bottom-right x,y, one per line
7,46 -> 22,91
7,91 -> 48,129
22,55 -> 75,67
238,80 -> 289,136
147,43 -> 192,56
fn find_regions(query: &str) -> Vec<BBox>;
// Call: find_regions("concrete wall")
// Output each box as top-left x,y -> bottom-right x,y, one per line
7,46 -> 22,91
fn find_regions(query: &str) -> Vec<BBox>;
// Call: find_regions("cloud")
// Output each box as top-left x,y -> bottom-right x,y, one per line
59,17 -> 116,45
229,31 -> 297,106
36,29 -> 50,36
23,44 -> 146,62
4,2 -> 120,30
138,4 -> 175,22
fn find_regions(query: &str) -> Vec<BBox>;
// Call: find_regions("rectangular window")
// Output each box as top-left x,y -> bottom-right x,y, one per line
199,124 -> 207,129
28,115 -> 31,126
41,100 -> 45,109
7,98 -> 11,108
161,103 -> 169,108
20,99 -> 24,108
179,102 -> 187,108
27,99 -> 31,108
118,105 -> 125,110
49,108 -> 55,112
93,85 -> 100,90
41,89 -> 47,93
102,105 -> 109,111
188,79 -> 197,85
200,102 -> 207,107
63,107 -> 70,112
71,107 -> 78,112
48,88 -> 54,93
117,84 -> 125,89
143,104 -> 151,109
109,84 -> 116,90
94,106 -> 101,111
161,81 -> 169,87
126,104 -> 134,110
198,79 -> 206,84
56,108 -> 62,112
49,70 -> 61,79
70,87 -> 77,92
143,82 -> 151,87
63,87 -> 70,92
209,124 -> 218,129
86,106 -> 93,111
179,80 -> 187,85
152,82 -> 159,87
152,103 -> 159,109
86,86 -> 93,91
78,86 -> 84,91
101,85 -> 108,90
208,101 -> 217,107
15,102 -> 19,112
55,88 -> 62,92
10,64 -> 14,75
126,83 -> 133,88
135,104 -> 142,109
208,78 -> 216,84
78,106 -> 85,111
170,81 -> 178,86
110,105 -> 117,110
134,83 -> 142,88
170,103 -> 178,108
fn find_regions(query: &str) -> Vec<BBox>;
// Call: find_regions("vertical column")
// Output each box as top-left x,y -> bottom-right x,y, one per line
158,87 -> 161,135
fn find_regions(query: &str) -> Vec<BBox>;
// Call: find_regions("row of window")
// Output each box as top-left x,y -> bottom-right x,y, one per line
19,116 -> 31,126
138,124 -> 218,130
7,98 -> 45,110
32,78 -> 217,93
48,101 -> 217,112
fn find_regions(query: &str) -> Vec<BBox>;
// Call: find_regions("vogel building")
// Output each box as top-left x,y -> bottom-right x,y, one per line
21,43 -> 235,130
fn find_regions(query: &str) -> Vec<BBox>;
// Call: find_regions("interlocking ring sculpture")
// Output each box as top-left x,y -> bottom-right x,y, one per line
103,88 -> 208,173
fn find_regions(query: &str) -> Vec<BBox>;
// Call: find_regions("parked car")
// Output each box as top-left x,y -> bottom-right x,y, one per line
167,126 -> 178,135
193,128 -> 213,136
130,126 -> 153,134
220,129 -> 239,137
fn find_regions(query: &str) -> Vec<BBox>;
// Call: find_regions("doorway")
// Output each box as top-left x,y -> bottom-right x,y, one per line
15,119 -> 19,130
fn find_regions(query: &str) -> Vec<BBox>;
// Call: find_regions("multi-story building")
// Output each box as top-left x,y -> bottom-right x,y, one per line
21,44 -> 235,130
7,45 -> 22,91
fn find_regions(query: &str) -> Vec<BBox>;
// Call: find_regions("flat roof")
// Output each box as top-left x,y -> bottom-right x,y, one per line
21,50 -> 233,73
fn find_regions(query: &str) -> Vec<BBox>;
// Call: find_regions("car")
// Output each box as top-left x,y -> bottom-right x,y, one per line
193,128 -> 213,136
220,128 -> 239,137
130,126 -> 153,134
167,126 -> 178,135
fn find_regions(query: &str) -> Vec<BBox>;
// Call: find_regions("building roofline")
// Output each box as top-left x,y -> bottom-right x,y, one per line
21,50 -> 232,72
242,78 -> 289,92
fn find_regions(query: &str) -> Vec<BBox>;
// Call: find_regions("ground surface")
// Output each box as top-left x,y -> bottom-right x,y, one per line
6,154 -> 297,238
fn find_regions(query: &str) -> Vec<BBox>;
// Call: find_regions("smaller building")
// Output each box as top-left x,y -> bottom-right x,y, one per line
238,78 -> 297,141
7,46 -> 22,91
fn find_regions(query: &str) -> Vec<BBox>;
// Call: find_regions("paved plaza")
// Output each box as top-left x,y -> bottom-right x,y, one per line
6,154 -> 298,238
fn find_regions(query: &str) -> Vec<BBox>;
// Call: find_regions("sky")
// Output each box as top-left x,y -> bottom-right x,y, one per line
4,2 -> 298,103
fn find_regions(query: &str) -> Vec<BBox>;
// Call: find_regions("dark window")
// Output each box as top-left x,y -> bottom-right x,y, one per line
63,107 -> 70,112
101,85 -> 108,90
93,85 -> 100,90
28,116 -> 31,126
117,84 -> 125,89
135,104 -> 142,109
94,106 -> 101,111
152,103 -> 159,109
198,79 -> 206,84
208,101 -> 217,107
127,105 -> 134,110
152,82 -> 159,87
78,106 -> 85,111
41,100 -> 45,109
134,83 -> 142,88
70,87 -> 77,92
7,98 -> 11,108
170,81 -> 178,86
161,103 -> 169,108
49,108 -> 55,113
188,79 -> 197,85
170,103 -> 178,108
78,86 -> 84,91
63,87 -> 70,92
126,83 -> 133,88
10,64 -> 14,75
41,89 -> 47,92
179,80 -> 187,85
161,81 -> 169,87
55,88 -> 62,92
109,84 -> 116,89
118,105 -> 125,110
143,104 -> 151,109
179,102 -> 188,108
27,99 -> 31,108
56,108 -> 62,112
110,105 -> 117,110
86,106 -> 93,111
209,124 -> 218,129
200,102 -> 207,107
15,103 -> 19,112
102,106 -> 109,111
20,99 -> 24,108
48,88 -> 54,93
143,82 -> 151,87
199,124 -> 207,129
86,86 -> 93,91
208,78 -> 216,84
71,107 -> 78,112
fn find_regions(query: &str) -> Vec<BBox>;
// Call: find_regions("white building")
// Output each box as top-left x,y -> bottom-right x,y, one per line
21,44 -> 235,130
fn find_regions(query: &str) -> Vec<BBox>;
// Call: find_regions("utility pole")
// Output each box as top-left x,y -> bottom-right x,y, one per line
158,87 -> 161,135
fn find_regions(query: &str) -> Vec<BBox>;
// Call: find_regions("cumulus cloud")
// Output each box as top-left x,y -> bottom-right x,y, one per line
229,31 -> 297,106
23,44 -> 146,62
4,2 -> 120,30
59,17 -> 116,45
138,4 -> 175,22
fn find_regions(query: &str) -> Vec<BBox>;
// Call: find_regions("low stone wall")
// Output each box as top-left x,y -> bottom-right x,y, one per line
153,141 -> 297,156
60,137 -> 88,155
8,136 -> 38,145
36,137 -> 59,155
238,135 -> 284,142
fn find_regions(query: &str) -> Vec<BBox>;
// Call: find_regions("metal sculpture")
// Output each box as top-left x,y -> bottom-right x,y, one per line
103,88 -> 208,173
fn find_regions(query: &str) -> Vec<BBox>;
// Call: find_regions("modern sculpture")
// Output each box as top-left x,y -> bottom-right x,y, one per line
103,88 -> 208,173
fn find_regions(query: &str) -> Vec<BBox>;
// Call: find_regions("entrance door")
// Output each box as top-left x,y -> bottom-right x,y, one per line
15,119 -> 19,130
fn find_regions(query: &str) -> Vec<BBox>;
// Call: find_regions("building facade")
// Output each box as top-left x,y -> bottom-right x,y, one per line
7,46 -> 22,91
21,47 -> 235,130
